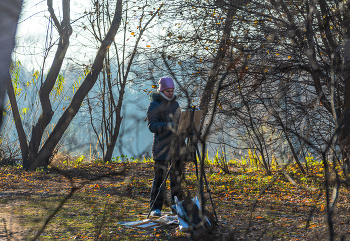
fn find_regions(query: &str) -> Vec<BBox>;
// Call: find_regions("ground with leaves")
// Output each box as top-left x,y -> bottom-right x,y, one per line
0,160 -> 349,240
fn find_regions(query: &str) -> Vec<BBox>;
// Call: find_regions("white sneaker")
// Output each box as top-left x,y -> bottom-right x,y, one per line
150,209 -> 161,217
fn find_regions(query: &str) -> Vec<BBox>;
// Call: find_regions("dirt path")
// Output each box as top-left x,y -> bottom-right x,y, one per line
0,203 -> 27,241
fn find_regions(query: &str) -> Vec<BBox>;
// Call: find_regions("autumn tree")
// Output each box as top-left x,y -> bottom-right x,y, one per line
7,0 -> 123,171
228,0 -> 349,170
169,0 -> 350,176
85,0 -> 163,162
203,0 -> 350,237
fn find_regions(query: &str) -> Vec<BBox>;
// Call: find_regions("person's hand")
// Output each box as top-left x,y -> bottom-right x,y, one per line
167,122 -> 175,131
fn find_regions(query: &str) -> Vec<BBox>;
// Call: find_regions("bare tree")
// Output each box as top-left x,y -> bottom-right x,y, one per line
86,0 -> 163,162
7,0 -> 123,171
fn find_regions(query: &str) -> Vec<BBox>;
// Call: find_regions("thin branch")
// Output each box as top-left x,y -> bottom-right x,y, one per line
47,0 -> 64,37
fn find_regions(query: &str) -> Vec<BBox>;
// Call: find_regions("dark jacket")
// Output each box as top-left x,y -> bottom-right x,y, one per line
147,92 -> 180,160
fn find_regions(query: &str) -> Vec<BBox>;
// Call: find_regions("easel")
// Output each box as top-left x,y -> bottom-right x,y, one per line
147,107 -> 218,224
182,107 -> 218,224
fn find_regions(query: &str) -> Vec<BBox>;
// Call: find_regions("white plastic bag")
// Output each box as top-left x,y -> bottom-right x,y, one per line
192,196 -> 211,226
174,196 -> 190,231
174,195 -> 211,231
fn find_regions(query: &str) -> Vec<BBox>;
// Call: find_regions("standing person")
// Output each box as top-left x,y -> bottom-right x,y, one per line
147,76 -> 182,217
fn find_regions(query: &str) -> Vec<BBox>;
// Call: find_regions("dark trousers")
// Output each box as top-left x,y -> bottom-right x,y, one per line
150,159 -> 183,211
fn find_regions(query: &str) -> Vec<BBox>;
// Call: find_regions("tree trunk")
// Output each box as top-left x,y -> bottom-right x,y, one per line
103,95 -> 124,162
198,0 -> 252,121
339,3 -> 350,171
27,0 -> 72,164
198,6 -> 235,116
28,0 -> 123,171
0,0 -> 22,128
6,78 -> 29,165
100,3 -> 162,163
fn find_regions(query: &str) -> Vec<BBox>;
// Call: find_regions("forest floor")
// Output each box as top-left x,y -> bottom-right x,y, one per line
0,159 -> 349,240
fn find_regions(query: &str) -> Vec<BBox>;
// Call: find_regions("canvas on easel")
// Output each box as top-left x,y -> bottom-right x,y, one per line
177,110 -> 203,133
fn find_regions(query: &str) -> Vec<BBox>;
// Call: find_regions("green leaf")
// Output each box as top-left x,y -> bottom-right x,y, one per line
10,60 -> 21,96
52,73 -> 65,99
31,70 -> 40,85
21,107 -> 29,115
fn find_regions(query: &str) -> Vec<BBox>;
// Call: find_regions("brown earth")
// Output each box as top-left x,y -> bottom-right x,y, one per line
0,161 -> 349,240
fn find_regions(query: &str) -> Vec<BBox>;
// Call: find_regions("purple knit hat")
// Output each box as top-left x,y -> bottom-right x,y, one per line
158,77 -> 175,92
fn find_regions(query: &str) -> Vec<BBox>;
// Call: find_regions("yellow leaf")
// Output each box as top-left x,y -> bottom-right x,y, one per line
320,204 -> 325,211
288,56 -> 291,59
151,85 -> 157,89
131,32 -> 135,35
146,45 -> 151,47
